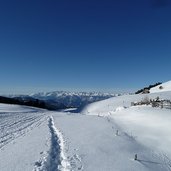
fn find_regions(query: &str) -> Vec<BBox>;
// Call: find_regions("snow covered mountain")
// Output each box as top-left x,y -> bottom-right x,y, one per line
150,80 -> 171,93
30,91 -> 117,109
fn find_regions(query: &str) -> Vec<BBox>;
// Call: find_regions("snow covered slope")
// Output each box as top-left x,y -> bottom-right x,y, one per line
81,90 -> 171,170
82,91 -> 171,115
1,88 -> 171,171
52,112 -> 171,171
109,106 -> 171,159
150,80 -> 171,93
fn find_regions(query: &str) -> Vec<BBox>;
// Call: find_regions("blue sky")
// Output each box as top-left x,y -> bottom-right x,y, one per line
0,0 -> 171,94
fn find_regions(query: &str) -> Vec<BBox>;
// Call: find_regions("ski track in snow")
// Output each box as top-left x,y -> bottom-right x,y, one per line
0,112 -> 46,149
34,116 -> 70,171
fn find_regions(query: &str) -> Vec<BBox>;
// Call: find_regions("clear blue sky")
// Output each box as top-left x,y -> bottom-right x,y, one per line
0,0 -> 171,94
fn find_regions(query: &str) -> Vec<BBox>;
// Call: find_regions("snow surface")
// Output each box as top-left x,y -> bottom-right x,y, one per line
82,91 -> 171,115
0,104 -> 71,171
52,113 -> 170,171
81,90 -> 171,170
110,106 -> 171,158
0,103 -> 45,113
1,87 -> 171,171
150,80 -> 171,93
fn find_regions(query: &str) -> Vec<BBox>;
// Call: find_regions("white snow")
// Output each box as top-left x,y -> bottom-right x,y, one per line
81,91 -> 171,115
1,82 -> 171,171
0,103 -> 44,113
0,104 -> 67,171
150,80 -> 171,93
81,89 -> 171,170
0,111 -> 50,171
115,106 -> 127,112
110,106 -> 171,158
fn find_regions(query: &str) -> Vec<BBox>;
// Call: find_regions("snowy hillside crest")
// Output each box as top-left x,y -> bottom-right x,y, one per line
150,80 -> 171,93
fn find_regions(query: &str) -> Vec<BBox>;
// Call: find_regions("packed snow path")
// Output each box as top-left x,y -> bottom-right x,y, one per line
34,116 -> 70,171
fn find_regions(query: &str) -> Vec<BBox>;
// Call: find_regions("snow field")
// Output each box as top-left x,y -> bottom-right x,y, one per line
0,104 -> 70,171
52,113 -> 170,171
0,114 -> 50,171
1,82 -> 171,171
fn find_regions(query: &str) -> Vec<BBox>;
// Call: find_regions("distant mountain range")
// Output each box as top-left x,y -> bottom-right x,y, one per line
7,91 -> 118,111
2,80 -> 171,111
30,91 -> 118,109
